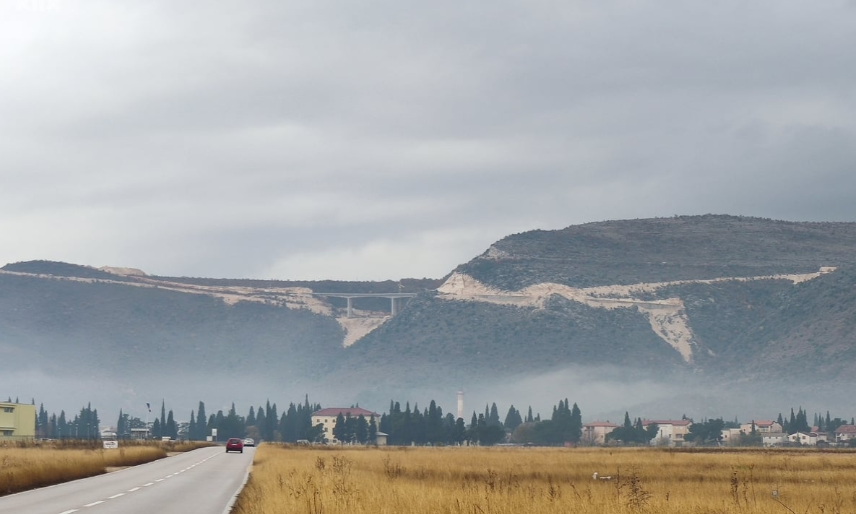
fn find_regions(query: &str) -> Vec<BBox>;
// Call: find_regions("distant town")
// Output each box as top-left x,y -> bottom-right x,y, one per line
4,396 -> 855,449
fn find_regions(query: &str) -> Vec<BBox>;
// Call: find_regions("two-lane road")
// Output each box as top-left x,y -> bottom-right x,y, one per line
0,446 -> 254,514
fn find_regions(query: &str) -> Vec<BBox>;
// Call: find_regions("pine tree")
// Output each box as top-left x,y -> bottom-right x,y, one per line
526,406 -> 534,423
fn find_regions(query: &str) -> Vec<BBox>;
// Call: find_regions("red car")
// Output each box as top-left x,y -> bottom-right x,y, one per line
225,437 -> 244,453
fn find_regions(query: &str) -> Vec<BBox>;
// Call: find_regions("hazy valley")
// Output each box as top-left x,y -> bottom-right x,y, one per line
2,215 -> 855,421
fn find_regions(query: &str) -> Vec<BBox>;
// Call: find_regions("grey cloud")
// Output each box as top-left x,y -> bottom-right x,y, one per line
1,0 -> 855,279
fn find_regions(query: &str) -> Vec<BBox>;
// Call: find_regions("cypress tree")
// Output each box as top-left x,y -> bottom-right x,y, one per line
255,406 -> 266,440
58,411 -> 67,439
489,403 -> 501,427
569,403 -> 582,443
333,412 -> 346,442
197,402 -> 207,439
166,410 -> 177,439
368,416 -> 377,443
189,411 -> 197,441
356,415 -> 369,443
504,405 -> 522,431
117,409 -> 126,438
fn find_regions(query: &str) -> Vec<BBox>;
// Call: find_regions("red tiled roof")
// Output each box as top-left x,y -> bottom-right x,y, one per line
834,424 -> 856,434
752,420 -> 776,426
312,407 -> 378,418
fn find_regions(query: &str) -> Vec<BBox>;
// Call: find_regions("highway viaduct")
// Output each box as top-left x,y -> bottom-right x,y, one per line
312,292 -> 417,318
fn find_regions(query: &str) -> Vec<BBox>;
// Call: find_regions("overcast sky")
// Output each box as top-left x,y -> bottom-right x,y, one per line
2,1 -> 855,280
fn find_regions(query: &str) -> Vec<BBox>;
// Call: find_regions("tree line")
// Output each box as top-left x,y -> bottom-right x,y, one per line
19,394 -> 855,447
372,398 -> 582,446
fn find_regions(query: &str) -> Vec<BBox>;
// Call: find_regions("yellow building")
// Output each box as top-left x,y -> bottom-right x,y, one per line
311,407 -> 379,444
0,402 -> 36,440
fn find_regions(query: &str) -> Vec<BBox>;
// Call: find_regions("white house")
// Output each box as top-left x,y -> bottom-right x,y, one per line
740,420 -> 782,434
762,433 -> 787,447
787,432 -> 817,446
642,420 -> 692,447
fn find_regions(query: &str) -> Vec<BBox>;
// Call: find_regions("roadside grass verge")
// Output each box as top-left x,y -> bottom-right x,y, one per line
234,445 -> 856,514
0,440 -> 212,496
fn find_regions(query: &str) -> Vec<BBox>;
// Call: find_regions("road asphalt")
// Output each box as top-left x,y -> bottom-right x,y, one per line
0,445 -> 254,514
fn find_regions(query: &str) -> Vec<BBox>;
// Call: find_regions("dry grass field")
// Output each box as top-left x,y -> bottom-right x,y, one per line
233,445 -> 856,514
0,439 -> 209,496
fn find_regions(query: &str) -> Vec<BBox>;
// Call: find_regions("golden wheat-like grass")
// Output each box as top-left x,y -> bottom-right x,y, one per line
233,445 -> 856,514
0,440 -> 211,496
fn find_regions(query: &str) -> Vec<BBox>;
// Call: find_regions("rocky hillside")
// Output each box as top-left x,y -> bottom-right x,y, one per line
2,215 -> 856,414
346,215 -> 856,387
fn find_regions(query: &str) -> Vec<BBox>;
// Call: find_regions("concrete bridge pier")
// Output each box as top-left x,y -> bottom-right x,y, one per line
347,297 -> 353,318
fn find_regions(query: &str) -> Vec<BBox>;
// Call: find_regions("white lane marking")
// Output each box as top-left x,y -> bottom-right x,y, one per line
84,501 -> 104,506
109,493 -> 125,499
155,479 -> 164,482
128,487 -> 141,492
143,482 -> 154,487
58,510 -> 78,514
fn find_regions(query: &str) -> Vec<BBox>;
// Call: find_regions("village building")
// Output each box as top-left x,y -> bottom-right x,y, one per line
311,407 -> 379,444
720,427 -> 744,445
787,432 -> 818,446
761,433 -> 787,446
833,424 -> 856,444
740,420 -> 782,434
642,420 -> 692,447
0,402 -> 36,440
581,422 -> 618,445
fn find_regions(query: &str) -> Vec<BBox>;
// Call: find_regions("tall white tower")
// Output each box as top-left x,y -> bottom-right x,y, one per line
457,390 -> 464,420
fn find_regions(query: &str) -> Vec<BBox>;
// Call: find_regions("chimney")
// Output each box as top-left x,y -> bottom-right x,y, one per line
457,390 -> 464,420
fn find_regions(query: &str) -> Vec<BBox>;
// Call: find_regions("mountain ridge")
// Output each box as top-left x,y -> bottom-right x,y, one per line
2,214 -> 856,416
